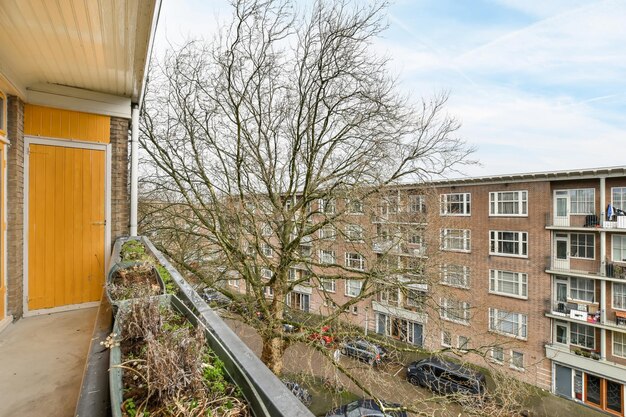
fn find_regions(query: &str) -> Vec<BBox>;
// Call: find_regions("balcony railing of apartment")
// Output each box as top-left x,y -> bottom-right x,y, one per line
76,236 -> 314,417
546,256 -> 626,281
546,212 -> 626,229
546,301 -> 626,332
372,240 -> 426,257
545,344 -> 626,384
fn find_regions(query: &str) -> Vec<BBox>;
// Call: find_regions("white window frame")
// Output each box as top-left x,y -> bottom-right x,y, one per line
490,346 -> 504,363
319,249 -> 336,264
261,223 -> 273,236
345,224 -> 364,242
318,198 -> 336,214
345,279 -> 363,297
261,242 -> 273,257
458,335 -> 469,352
570,277 -> 595,303
345,252 -> 365,270
488,308 -> 528,339
319,278 -> 336,293
319,224 -> 336,240
489,230 -> 528,257
440,193 -> 471,216
440,298 -> 470,325
440,229 -> 471,252
441,331 -> 452,347
570,322 -> 595,349
346,199 -> 364,214
261,268 -> 273,279
568,188 -> 595,215
408,195 -> 426,213
265,286 -> 274,298
441,264 -> 470,288
489,190 -> 528,216
489,269 -> 528,299
570,233 -> 594,260
228,279 -> 239,288
612,187 -> 626,212
613,282 -> 626,310
510,351 -> 524,370
612,235 -> 626,263
613,332 -> 626,358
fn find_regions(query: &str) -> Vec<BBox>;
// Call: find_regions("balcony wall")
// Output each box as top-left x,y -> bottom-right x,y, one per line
546,344 -> 626,384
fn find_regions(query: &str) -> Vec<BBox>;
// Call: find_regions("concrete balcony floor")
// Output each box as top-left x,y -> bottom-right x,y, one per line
0,308 -> 97,417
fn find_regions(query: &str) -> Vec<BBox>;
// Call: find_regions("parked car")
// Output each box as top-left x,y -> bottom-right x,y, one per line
406,356 -> 487,398
340,339 -> 388,366
308,325 -> 335,346
281,379 -> 312,406
201,288 -> 232,307
325,399 -> 407,417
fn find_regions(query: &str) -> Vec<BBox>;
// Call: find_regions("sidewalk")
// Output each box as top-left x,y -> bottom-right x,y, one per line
0,308 -> 97,417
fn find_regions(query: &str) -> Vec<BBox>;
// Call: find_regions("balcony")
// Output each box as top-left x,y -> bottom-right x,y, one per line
0,238 -> 313,417
545,344 -> 626,383
372,240 -> 426,257
547,301 -> 601,324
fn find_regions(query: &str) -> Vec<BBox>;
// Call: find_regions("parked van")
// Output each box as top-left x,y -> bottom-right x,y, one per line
406,357 -> 486,397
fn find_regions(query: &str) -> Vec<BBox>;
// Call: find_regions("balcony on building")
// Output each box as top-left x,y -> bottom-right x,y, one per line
545,344 -> 626,384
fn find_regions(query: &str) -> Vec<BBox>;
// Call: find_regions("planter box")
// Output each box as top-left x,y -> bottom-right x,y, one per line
105,261 -> 165,311
618,216 -> 626,229
109,295 -> 204,417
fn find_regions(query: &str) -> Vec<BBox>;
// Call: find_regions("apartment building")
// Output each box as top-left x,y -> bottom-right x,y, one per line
225,166 -> 626,415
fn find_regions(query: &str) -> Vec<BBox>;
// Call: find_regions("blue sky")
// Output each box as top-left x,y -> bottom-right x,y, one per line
155,0 -> 626,178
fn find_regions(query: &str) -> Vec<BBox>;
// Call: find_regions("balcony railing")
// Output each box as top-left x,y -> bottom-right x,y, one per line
372,240 -> 426,257
546,212 -> 626,230
548,301 -> 601,323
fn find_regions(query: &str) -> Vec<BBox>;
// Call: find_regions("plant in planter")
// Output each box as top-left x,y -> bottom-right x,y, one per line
117,239 -> 177,295
615,264 -> 625,279
110,297 -> 250,417
107,262 -> 164,302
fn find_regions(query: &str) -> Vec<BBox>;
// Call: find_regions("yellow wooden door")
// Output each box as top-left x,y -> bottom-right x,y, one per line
28,144 -> 105,310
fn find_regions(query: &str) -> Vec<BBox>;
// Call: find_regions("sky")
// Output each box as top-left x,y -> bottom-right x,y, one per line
154,0 -> 626,178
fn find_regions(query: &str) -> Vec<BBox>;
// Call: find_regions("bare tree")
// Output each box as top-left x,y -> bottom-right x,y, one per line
140,0 -> 474,376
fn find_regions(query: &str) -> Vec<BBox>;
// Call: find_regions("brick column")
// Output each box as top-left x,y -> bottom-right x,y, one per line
110,117 -> 130,244
6,95 -> 24,319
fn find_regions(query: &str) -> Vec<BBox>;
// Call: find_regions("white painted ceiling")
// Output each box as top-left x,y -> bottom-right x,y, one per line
0,0 -> 158,101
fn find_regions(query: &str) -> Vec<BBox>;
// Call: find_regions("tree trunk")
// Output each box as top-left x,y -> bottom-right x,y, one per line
261,335 -> 285,375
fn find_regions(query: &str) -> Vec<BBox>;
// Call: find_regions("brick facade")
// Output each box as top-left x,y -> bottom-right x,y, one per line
110,117 -> 130,243
6,95 -> 24,319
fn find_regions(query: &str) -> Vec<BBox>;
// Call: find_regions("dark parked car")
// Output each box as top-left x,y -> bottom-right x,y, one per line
325,399 -> 407,417
281,379 -> 312,406
341,339 -> 388,365
406,356 -> 486,398
201,288 -> 232,307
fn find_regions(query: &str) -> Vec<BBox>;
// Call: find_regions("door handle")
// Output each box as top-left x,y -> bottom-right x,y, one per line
92,220 -> 106,226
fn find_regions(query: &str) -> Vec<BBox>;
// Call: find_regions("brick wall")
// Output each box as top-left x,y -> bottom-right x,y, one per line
110,117 -> 130,244
6,95 -> 24,319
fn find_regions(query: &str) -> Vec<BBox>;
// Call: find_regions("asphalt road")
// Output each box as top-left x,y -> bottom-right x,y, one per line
224,318 -> 463,417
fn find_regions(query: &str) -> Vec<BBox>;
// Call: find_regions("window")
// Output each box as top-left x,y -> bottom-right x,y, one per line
568,189 -> 595,214
345,252 -> 365,270
441,264 -> 470,288
570,277 -> 594,302
440,298 -> 470,324
441,331 -> 452,347
261,268 -> 273,279
319,278 -> 336,293
408,232 -> 422,245
345,279 -> 363,297
346,199 -> 364,214
510,351 -> 524,370
614,332 -> 626,358
458,336 -> 469,352
556,321 -> 568,344
378,285 -> 400,306
319,224 -> 336,240
489,270 -> 528,298
440,193 -> 471,215
289,268 -> 311,284
319,249 -> 336,264
491,347 -> 504,363
408,195 -> 426,213
489,190 -> 528,216
265,286 -> 274,298
406,289 -> 425,308
441,229 -> 471,252
319,198 -> 336,214
287,292 -> 310,312
489,308 -> 527,339
613,235 -> 626,263
612,187 -> 626,211
261,243 -> 273,257
570,233 -> 594,259
613,283 -> 626,310
261,224 -> 272,236
345,224 -> 364,241
570,322 -> 594,349
489,231 -> 527,257
228,279 -> 239,288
